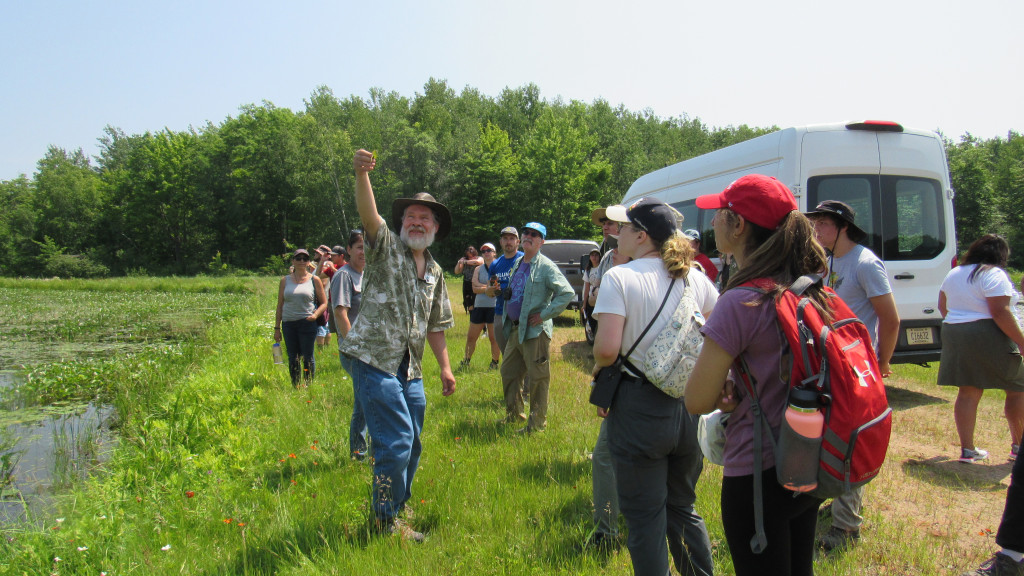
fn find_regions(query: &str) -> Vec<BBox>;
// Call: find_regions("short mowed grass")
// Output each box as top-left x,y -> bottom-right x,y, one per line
0,276 -> 1015,575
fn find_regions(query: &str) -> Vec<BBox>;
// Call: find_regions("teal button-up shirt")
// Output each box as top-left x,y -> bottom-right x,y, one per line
501,252 -> 574,344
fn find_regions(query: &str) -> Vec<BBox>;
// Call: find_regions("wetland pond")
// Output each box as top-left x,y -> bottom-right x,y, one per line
0,279 -> 258,523
0,370 -> 116,522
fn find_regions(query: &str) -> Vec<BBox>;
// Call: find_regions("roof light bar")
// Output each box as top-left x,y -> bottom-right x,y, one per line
845,120 -> 904,132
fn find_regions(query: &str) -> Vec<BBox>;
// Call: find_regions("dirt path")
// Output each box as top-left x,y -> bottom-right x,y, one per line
864,372 -> 1014,574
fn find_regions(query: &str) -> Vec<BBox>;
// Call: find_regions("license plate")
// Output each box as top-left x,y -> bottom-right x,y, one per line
906,327 -> 934,345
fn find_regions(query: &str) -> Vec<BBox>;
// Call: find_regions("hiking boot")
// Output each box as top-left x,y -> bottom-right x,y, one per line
1011,444 -> 1019,461
960,447 -> 990,464
961,552 -> 1024,576
374,516 -> 424,543
400,504 -> 416,521
496,414 -> 526,425
586,531 -> 622,552
457,358 -> 471,372
488,359 -> 500,370
818,526 -> 860,553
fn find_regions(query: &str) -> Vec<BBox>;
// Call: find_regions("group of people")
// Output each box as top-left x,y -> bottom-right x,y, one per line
270,149 -> 1022,575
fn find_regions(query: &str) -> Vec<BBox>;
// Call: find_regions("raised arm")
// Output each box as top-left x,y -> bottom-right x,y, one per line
353,149 -> 383,244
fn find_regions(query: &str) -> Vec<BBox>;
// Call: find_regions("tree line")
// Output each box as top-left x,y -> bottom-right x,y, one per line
0,79 -> 1021,277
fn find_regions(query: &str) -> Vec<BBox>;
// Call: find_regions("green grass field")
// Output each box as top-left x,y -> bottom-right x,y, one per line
0,276 -> 1015,575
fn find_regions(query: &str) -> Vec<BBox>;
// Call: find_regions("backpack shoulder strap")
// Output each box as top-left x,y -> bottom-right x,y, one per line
733,355 -> 778,555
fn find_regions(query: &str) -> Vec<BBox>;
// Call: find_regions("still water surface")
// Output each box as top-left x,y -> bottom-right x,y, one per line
0,371 -> 116,523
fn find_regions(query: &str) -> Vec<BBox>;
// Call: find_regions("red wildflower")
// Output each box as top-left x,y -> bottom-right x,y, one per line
185,491 -> 195,498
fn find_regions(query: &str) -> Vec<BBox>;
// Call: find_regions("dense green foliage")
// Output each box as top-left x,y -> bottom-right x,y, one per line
0,81 -> 773,277
2,80 -> 1021,276
945,132 -> 1024,263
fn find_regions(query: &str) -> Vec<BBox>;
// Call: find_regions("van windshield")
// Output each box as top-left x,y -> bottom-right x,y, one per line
807,175 -> 946,261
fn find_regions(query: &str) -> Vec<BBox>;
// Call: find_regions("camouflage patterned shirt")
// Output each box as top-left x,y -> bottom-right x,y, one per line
339,220 -> 454,380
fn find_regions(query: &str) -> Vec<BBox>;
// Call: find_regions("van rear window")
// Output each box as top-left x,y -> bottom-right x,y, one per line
808,175 -> 946,261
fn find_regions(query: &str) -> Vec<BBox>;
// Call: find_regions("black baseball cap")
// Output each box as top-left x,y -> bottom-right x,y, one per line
605,198 -> 683,243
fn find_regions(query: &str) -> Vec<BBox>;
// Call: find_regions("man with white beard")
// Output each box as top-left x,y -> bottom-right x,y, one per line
340,149 -> 457,543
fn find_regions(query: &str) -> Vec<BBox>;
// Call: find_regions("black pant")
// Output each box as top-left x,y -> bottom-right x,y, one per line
281,319 -> 317,385
997,451 -> 1024,551
721,468 -> 823,576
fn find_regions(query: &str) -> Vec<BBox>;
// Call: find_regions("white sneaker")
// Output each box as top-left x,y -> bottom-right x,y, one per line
959,447 -> 990,464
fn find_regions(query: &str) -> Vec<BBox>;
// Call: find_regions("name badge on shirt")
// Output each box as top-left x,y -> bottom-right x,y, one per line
424,273 -> 437,285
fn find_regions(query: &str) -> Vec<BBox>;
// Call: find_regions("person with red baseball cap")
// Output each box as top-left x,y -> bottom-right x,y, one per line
687,174 -> 830,576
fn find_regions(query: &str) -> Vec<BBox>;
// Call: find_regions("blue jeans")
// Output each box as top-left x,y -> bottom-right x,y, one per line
339,352 -> 368,459
281,320 -> 317,385
350,356 -> 425,520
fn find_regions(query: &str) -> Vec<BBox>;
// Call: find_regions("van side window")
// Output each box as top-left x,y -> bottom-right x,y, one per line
809,175 -> 946,261
670,200 -> 711,253
808,175 -> 881,256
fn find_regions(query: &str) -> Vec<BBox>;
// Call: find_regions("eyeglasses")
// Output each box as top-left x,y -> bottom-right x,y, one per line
617,222 -> 645,234
521,230 -> 542,238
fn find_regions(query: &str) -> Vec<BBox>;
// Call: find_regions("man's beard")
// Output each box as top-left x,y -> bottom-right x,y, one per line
401,226 -> 435,251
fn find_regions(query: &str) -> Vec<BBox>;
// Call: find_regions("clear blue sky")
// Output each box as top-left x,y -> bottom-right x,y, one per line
2,0 -> 1021,181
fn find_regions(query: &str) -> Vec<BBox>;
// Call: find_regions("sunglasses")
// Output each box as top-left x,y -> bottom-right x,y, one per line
521,230 -> 542,238
617,222 -> 646,233
293,256 -> 310,262
481,248 -> 494,253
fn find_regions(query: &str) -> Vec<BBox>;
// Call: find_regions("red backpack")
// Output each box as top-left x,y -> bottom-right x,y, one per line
735,274 -> 892,553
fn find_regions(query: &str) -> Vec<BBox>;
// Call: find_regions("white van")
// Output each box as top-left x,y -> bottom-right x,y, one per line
621,120 -> 956,364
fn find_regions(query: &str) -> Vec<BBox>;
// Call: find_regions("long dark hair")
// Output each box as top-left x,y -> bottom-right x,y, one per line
963,234 -> 1009,282
722,209 -> 833,320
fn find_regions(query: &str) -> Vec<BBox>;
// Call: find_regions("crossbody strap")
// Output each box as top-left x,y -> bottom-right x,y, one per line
620,277 -> 677,378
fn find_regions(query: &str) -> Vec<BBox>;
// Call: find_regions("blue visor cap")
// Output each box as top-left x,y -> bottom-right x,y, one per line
522,222 -> 547,239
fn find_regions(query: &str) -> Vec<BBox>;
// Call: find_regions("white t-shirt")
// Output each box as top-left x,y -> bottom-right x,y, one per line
593,257 -> 719,372
940,264 -> 1014,324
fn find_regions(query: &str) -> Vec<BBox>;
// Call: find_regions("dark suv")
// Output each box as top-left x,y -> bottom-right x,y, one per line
540,239 -> 600,311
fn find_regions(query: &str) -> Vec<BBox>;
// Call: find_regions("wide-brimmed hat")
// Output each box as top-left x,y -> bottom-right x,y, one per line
695,174 -> 797,230
391,192 -> 452,242
804,200 -> 867,243
590,207 -> 609,226
605,198 -> 683,243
